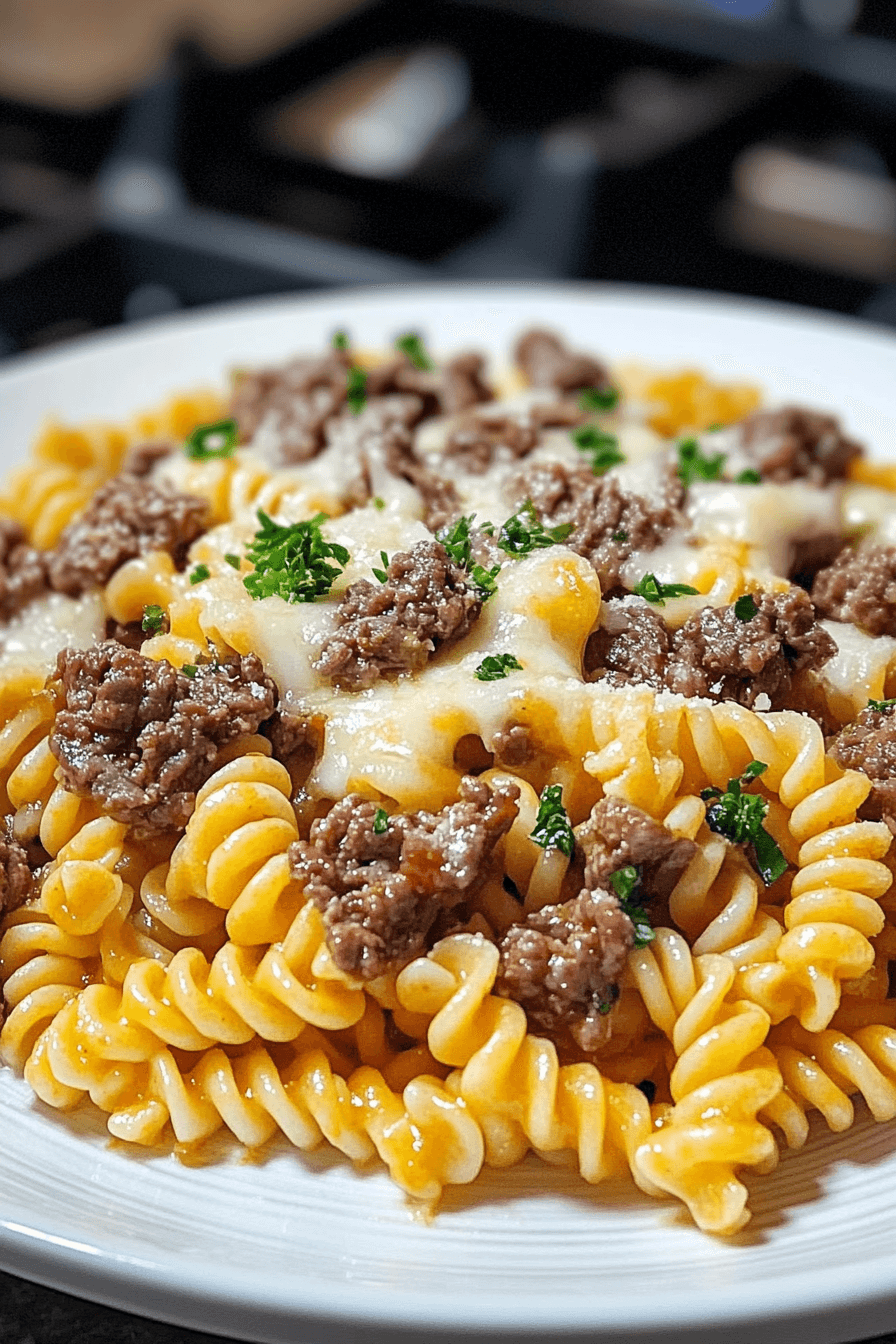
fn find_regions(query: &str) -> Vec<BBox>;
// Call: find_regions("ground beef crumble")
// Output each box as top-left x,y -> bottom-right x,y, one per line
0,821 -> 34,918
289,776 -> 520,979
314,539 -> 481,690
831,706 -> 896,825
0,518 -> 49,621
515,329 -> 611,394
230,348 -> 351,463
812,543 -> 896,637
495,888 -> 633,1052
511,460 -> 684,591
578,796 -> 697,903
735,405 -> 862,484
121,441 -> 174,477
588,589 -> 836,709
495,797 -> 694,1051
48,643 -> 277,836
443,400 -> 584,474
47,475 -> 209,596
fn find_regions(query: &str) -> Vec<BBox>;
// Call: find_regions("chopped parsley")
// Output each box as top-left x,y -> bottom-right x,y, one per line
734,594 -> 758,622
189,563 -> 210,585
141,604 -> 166,635
224,553 -> 241,570
373,807 -> 389,835
182,664 -> 198,679
609,864 -> 655,948
868,698 -> 896,713
579,386 -> 620,413
436,515 -> 500,599
347,365 -> 367,415
185,418 -> 238,461
498,501 -> 573,556
395,332 -> 434,371
571,425 -> 625,476
530,784 -> 575,858
677,437 -> 725,486
372,550 -> 390,584
633,573 -> 698,605
332,330 -> 349,350
701,761 -> 788,886
243,510 -> 349,604
612,529 -> 628,543
475,653 -> 523,682
736,468 -> 762,484
373,496 -> 386,511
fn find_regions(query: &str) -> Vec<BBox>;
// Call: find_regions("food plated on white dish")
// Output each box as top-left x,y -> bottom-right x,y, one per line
2,284 -> 896,1344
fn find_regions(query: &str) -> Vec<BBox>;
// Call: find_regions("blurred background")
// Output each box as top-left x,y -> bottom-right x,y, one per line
1,0 -> 896,355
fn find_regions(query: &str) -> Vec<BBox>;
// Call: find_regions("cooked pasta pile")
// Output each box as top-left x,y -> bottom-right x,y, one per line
2,326 -> 896,1237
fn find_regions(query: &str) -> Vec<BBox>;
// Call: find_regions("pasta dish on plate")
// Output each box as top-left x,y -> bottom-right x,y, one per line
2,323 -> 896,1239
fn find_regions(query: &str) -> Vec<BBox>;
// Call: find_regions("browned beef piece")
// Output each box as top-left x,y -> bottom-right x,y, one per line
587,589 -> 835,708
444,400 -> 583,475
105,618 -> 146,651
47,476 -> 209,596
831,706 -> 896,823
735,406 -> 862,485
48,643 -> 277,836
515,329 -> 611,395
230,348 -> 351,462
383,429 -> 460,531
314,540 -> 480,690
0,518 -> 49,621
492,724 -> 534,767
290,776 -> 520,979
512,460 -> 684,591
585,598 -> 671,690
495,887 -> 633,1052
121,441 -> 173,477
366,351 -> 493,419
578,797 -> 697,903
0,823 -> 34,918
812,544 -> 896,637
665,589 -> 836,708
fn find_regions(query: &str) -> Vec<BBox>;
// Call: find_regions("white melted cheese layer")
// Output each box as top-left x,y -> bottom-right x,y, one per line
0,591 -> 105,673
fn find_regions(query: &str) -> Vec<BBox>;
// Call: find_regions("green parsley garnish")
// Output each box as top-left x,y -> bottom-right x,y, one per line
373,807 -> 389,835
633,573 -> 698,605
734,594 -> 758,622
395,332 -> 434,371
224,553 -> 241,570
189,563 -> 210,585
185,419 -> 238,461
373,496 -> 385,511
701,761 -> 787,886
530,784 -> 575,858
372,550 -> 390,584
141,604 -> 165,635
436,515 -> 500,600
182,664 -> 198,680
475,653 -> 523,682
347,366 -> 367,415
243,510 -> 349,604
579,386 -> 620,413
736,468 -> 762,484
498,501 -> 573,556
332,330 -> 349,350
677,437 -> 725,486
609,865 -> 655,948
868,698 -> 896,713
612,529 -> 628,543
571,425 -> 625,476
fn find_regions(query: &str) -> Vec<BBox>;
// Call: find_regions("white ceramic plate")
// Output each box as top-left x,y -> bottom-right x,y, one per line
3,285 -> 896,1344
